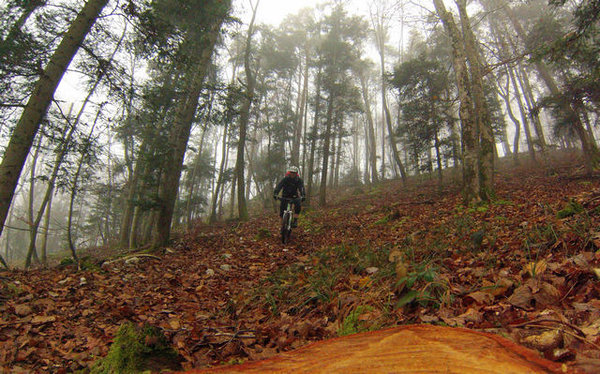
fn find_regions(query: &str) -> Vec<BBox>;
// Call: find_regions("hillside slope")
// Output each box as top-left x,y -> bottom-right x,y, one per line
1,154 -> 599,373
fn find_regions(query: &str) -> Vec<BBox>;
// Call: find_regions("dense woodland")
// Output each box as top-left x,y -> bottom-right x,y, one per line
0,0 -> 599,268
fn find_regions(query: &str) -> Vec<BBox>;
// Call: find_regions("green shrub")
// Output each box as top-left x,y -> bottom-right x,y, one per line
338,305 -> 376,336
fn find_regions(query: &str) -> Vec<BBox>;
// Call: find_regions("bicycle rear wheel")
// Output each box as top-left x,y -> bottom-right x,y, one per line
281,212 -> 291,244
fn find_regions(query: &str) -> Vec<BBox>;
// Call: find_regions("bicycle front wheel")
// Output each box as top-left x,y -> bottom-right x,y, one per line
281,212 -> 291,244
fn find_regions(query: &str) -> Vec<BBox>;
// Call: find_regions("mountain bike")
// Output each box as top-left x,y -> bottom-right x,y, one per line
277,197 -> 301,244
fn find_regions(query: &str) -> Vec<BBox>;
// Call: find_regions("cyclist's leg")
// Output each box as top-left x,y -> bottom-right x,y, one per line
279,199 -> 286,217
294,200 -> 301,215
292,199 -> 301,227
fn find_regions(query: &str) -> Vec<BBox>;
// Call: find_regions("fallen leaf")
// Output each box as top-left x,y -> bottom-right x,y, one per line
524,260 -> 547,278
485,278 -> 514,297
14,304 -> 33,317
31,315 -> 56,324
465,291 -> 494,305
521,329 -> 562,352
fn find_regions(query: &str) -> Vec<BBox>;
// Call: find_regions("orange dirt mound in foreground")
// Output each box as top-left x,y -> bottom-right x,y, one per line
185,324 -> 574,373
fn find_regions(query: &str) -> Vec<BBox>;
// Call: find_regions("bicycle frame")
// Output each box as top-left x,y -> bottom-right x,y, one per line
278,197 -> 300,243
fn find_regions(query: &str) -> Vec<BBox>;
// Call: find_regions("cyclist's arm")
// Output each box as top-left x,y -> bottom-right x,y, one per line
274,178 -> 284,196
299,178 -> 306,198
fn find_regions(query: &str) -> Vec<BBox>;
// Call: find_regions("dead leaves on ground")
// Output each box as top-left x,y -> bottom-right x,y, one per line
1,159 -> 600,372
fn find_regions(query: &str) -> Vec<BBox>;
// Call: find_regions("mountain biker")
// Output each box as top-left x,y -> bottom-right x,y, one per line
273,166 -> 305,227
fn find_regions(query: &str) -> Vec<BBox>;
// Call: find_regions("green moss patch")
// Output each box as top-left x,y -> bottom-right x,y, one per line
91,322 -> 181,373
557,200 -> 584,219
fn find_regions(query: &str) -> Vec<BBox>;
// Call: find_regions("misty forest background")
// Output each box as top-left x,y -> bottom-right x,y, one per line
0,0 -> 598,268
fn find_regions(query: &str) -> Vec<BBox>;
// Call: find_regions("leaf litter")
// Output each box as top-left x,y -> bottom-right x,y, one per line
1,156 -> 600,372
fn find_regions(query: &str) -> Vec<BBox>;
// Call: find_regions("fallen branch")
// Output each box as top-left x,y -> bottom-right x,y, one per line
102,254 -> 162,266
394,200 -> 435,206
510,318 -> 585,337
517,323 -> 600,351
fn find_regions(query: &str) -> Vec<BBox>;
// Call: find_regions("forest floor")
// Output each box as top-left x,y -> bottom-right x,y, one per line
1,151 -> 600,373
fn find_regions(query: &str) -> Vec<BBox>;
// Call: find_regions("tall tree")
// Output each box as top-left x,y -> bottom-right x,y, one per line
0,0 -> 109,240
455,0 -> 495,200
369,0 -> 408,184
433,0 -> 480,205
235,0 -> 260,221
151,0 -> 232,247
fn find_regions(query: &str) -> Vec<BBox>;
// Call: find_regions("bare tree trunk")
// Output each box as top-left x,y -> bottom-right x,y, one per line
27,136 -> 43,264
210,123 -> 230,223
517,65 -> 547,150
319,94 -> 335,206
119,140 -> 147,248
456,0 -> 494,200
508,65 -> 536,161
0,0 -> 108,240
433,0 -> 480,205
497,73 -> 521,163
235,0 -> 259,221
434,130 -> 443,192
67,110 -> 101,264
358,71 -> 379,183
334,130 -> 342,188
370,3 -> 407,184
306,65 -> 322,206
292,54 -> 308,166
380,114 -> 386,179
40,189 -> 52,266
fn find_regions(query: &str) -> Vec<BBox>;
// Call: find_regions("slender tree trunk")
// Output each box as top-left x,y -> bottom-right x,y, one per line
0,0 -> 108,240
380,113 -> 386,179
434,130 -> 443,191
518,64 -> 547,150
515,67 -> 545,157
300,52 -> 310,174
334,129 -> 342,188
379,57 -> 407,183
39,187 -> 52,266
27,137 -> 43,264
292,54 -> 308,166
358,72 -> 379,183
119,140 -> 148,248
210,123 -> 229,223
235,0 -> 259,221
319,94 -> 335,206
371,7 -> 406,183
508,65 -> 536,161
67,111 -> 100,263
498,74 -> 521,162
306,65 -> 322,206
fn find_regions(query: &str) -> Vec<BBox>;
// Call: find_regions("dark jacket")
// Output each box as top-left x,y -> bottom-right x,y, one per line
274,175 -> 305,198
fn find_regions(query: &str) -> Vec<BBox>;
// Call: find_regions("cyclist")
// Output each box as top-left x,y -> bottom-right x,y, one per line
273,166 -> 305,227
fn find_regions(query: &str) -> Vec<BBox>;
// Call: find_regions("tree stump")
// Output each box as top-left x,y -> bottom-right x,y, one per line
187,325 -> 575,373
